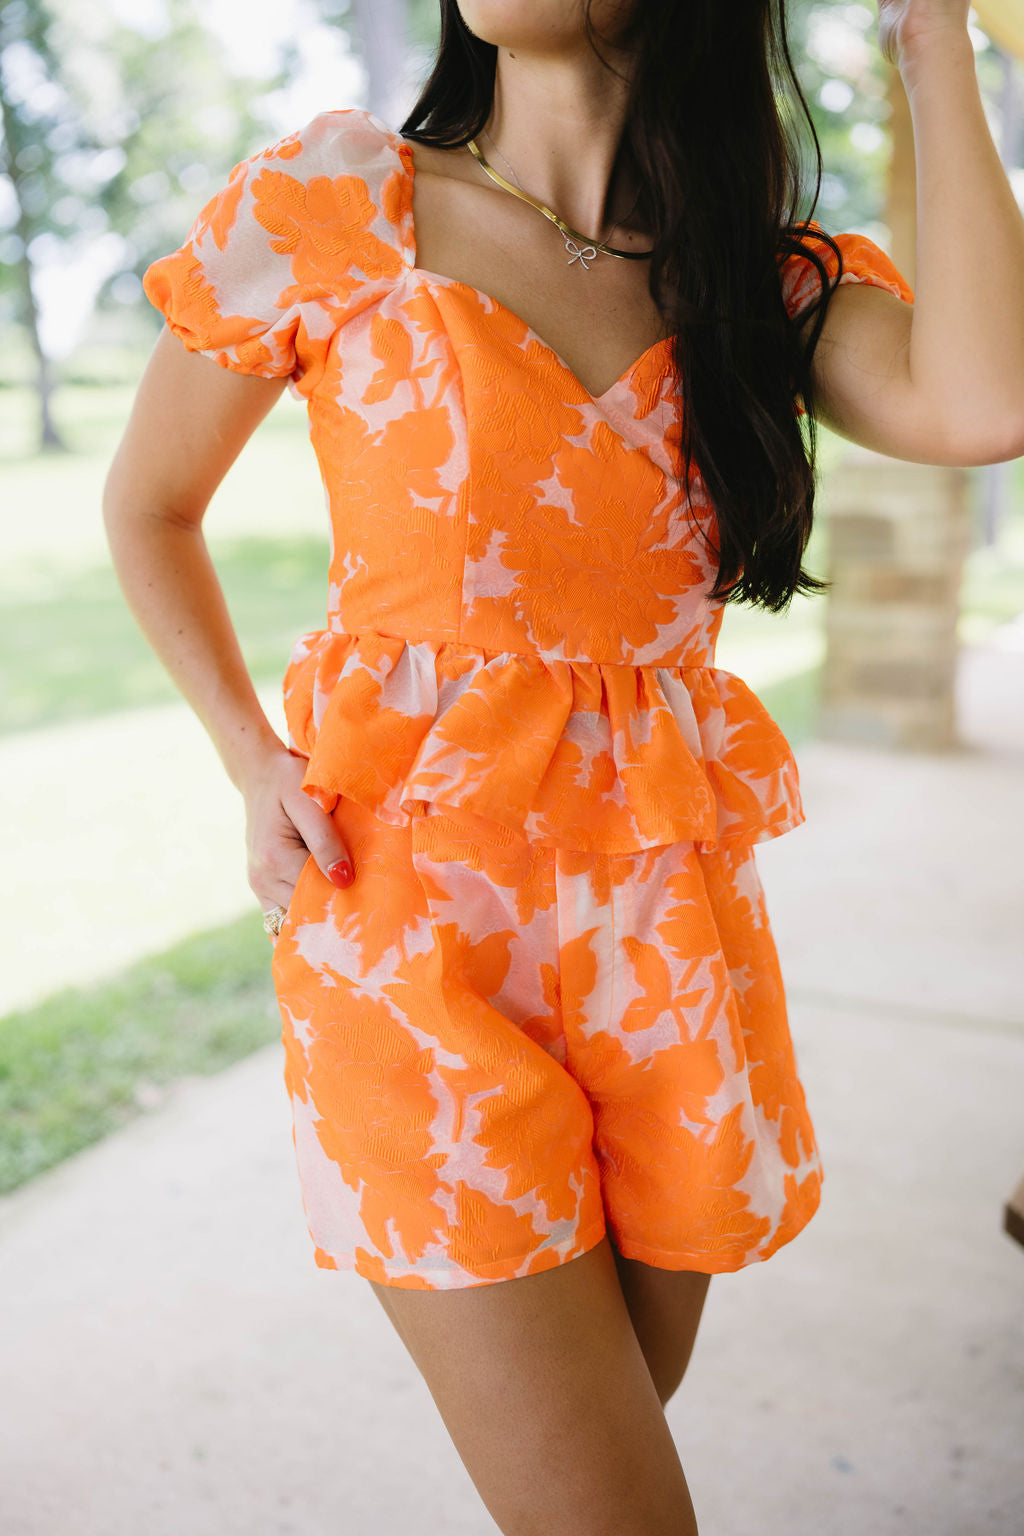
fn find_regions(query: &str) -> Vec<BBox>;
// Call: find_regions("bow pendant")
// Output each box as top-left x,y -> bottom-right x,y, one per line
565,238 -> 598,270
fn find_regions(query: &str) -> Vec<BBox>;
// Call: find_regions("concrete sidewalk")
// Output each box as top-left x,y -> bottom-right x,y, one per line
1,636 -> 1022,1536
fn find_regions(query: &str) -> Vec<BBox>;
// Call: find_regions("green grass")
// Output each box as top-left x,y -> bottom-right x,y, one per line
0,534 -> 330,736
0,376 -> 326,578
0,911 -> 280,1195
0,374 -> 330,734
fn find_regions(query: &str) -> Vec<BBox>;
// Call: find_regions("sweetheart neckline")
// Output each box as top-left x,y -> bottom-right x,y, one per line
394,137 -> 674,404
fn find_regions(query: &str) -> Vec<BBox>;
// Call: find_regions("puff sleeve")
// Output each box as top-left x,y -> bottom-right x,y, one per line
780,223 -> 914,418
781,222 -> 915,324
141,108 -> 412,400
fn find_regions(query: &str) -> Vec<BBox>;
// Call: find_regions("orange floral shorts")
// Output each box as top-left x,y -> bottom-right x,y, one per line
270,796 -> 823,1291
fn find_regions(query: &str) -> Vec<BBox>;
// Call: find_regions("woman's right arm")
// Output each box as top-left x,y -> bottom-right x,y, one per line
102,326 -> 357,911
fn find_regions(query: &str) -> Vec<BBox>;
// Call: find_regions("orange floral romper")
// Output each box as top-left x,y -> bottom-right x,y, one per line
143,107 -> 915,1290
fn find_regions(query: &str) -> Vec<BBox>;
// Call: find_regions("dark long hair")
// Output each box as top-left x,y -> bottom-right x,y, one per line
399,1 -> 845,614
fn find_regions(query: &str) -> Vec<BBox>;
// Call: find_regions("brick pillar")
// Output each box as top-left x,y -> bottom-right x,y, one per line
815,65 -> 973,752
818,450 -> 973,749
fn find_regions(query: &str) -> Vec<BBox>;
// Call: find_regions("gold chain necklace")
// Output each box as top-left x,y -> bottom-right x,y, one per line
465,130 -> 651,272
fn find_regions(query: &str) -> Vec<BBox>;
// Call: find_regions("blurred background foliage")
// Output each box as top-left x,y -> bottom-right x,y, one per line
0,0 -> 1017,418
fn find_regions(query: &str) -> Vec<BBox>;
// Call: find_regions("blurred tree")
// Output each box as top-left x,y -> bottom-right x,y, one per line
786,0 -> 895,231
785,1 -> 1011,236
1,0 -> 78,450
2,0 -> 1016,457
0,0 -> 285,453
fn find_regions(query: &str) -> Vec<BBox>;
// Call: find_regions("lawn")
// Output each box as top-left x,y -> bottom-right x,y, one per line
0,532 -> 332,735
0,913 -> 278,1196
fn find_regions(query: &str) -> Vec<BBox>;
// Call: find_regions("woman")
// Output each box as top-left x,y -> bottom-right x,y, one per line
103,2 -> 1024,1531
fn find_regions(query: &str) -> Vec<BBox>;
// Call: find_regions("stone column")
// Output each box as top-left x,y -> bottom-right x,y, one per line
818,67 -> 973,751
819,452 -> 973,749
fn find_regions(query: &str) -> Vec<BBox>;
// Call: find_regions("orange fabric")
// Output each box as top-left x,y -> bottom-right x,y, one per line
782,222 -> 915,320
144,107 -> 911,1287
270,798 -> 822,1288
143,108 -> 913,856
782,222 -> 915,418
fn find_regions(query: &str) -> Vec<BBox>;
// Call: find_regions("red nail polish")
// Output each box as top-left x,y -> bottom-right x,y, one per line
327,859 -> 354,888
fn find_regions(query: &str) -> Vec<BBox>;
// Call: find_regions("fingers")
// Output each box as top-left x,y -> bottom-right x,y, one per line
281,777 -> 355,889
243,749 -> 356,935
255,837 -> 348,944
258,873 -> 305,911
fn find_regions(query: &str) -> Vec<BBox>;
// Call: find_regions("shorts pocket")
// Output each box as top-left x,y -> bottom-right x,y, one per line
272,849 -> 318,947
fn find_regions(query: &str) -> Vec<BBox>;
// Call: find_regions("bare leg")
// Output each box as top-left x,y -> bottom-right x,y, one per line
609,1244 -> 712,1407
369,1235 -> 700,1536
375,1243 -> 712,1409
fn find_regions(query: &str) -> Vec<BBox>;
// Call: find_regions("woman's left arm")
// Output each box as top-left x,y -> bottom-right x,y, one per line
805,0 -> 1024,467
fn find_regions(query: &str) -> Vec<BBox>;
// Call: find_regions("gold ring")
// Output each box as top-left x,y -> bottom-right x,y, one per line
262,905 -> 288,938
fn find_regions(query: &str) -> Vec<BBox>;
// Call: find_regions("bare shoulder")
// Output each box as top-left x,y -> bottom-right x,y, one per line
400,133 -> 479,185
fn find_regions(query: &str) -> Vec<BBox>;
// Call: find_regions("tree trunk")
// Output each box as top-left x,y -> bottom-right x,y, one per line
18,252 -> 67,454
0,83 -> 69,454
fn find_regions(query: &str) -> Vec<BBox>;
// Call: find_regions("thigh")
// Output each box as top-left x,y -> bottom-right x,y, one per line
609,1245 -> 713,1403
369,1235 -> 700,1536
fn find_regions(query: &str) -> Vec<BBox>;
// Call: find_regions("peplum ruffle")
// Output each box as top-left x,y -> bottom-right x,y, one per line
281,629 -> 805,855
